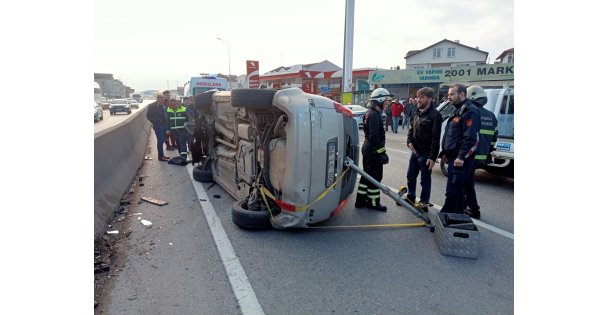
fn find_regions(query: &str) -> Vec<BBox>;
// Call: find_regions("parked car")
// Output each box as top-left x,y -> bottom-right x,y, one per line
189,88 -> 359,230
94,101 -> 104,122
109,99 -> 132,115
128,99 -> 139,109
344,104 -> 367,128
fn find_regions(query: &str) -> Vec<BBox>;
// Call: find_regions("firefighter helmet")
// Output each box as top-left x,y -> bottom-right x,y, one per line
369,88 -> 393,104
466,85 -> 487,106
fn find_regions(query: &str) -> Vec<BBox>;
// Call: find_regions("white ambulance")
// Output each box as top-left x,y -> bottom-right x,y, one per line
184,75 -> 229,97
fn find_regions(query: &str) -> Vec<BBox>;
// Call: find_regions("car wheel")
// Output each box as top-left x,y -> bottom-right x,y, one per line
231,199 -> 272,230
128,110 -> 132,114
230,88 -> 276,108
100,114 -> 103,120
192,161 -> 213,183
193,90 -> 216,114
440,159 -> 449,177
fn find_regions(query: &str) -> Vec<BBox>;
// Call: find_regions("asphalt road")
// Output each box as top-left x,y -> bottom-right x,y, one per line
96,122 -> 514,314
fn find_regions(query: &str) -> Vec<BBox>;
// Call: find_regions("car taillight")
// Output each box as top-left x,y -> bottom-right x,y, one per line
330,199 -> 348,217
333,102 -> 353,117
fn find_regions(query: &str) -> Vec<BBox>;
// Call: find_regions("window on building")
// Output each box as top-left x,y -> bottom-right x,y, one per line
507,54 -> 513,63
447,47 -> 456,58
432,48 -> 441,58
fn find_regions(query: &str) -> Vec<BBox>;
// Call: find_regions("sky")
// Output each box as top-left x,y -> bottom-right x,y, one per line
95,0 -> 513,92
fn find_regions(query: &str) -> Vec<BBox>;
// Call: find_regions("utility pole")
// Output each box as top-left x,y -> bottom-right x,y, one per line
342,0 -> 355,104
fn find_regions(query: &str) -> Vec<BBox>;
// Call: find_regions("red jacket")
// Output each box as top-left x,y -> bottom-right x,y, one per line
391,102 -> 404,117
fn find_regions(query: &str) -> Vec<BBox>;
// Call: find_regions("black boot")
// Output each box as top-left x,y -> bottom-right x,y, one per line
355,193 -> 367,208
368,203 -> 388,212
465,208 -> 481,219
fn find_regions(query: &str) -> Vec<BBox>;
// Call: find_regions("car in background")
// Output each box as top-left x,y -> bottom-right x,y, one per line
344,104 -> 367,128
131,93 -> 143,103
109,99 -> 132,115
94,101 -> 104,122
100,98 -> 111,109
128,99 -> 139,109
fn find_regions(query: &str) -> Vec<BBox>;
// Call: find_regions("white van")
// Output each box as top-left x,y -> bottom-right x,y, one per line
438,85 -> 514,178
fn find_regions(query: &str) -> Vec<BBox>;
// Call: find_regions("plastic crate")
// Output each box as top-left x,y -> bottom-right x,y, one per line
431,212 -> 480,259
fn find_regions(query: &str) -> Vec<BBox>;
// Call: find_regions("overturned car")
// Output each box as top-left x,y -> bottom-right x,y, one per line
189,88 -> 360,229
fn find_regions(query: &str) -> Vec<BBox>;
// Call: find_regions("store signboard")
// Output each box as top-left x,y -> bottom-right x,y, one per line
369,64 -> 514,84
246,60 -> 260,88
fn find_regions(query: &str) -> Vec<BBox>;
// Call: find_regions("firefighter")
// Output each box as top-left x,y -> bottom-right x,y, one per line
355,88 -> 392,211
464,86 -> 498,219
438,84 -> 481,215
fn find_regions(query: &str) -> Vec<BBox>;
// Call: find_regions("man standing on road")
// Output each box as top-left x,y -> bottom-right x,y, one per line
464,86 -> 498,219
391,99 -> 404,133
402,98 -> 413,130
146,94 -> 170,161
384,99 -> 392,132
401,87 -> 443,210
438,83 -> 481,215
167,99 -> 190,161
163,90 -> 177,151
355,88 -> 392,212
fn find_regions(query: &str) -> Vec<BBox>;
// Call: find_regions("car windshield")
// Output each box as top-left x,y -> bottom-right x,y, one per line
346,105 -> 367,112
111,99 -> 128,104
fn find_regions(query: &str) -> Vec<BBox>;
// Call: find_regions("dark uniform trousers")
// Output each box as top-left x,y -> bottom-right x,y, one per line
357,142 -> 383,207
441,156 -> 476,214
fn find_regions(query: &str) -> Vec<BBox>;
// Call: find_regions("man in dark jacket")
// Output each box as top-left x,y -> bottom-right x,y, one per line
439,84 -> 481,214
146,94 -> 170,161
355,88 -> 392,212
464,86 -> 498,219
402,87 -> 442,209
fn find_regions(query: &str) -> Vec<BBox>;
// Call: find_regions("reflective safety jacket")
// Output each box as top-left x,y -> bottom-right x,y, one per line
475,106 -> 498,165
362,107 -> 386,155
441,99 -> 481,160
167,105 -> 188,130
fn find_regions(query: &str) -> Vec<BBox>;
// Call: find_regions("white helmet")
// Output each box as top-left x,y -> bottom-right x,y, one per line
466,85 -> 487,106
369,88 -> 393,104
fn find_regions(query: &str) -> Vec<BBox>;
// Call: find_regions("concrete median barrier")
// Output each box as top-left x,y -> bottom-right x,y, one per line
94,109 -> 151,239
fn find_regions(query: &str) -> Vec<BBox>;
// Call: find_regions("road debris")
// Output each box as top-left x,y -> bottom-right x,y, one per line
141,196 -> 168,206
213,194 -> 221,198
106,230 -> 119,235
140,219 -> 152,227
144,156 -> 152,160
115,206 -> 127,214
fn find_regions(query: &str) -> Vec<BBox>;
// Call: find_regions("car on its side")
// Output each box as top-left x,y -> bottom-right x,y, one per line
94,101 -> 104,122
128,99 -> 140,109
190,88 -> 359,230
109,99 -> 132,115
344,104 -> 367,128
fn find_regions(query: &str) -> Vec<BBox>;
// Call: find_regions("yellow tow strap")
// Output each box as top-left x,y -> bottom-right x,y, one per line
258,168 -> 427,229
260,168 -> 349,212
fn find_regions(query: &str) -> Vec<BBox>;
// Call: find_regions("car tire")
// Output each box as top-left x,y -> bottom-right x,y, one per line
193,90 -> 215,113
231,199 -> 272,230
230,88 -> 276,108
440,159 -> 449,177
100,114 -> 103,120
192,161 -> 213,183
128,110 -> 132,114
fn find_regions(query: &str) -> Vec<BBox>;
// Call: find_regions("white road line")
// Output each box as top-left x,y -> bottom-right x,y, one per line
187,164 -> 265,315
386,147 -> 411,155
354,174 -> 514,240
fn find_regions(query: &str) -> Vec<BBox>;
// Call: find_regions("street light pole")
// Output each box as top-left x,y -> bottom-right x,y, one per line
217,37 -> 231,78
